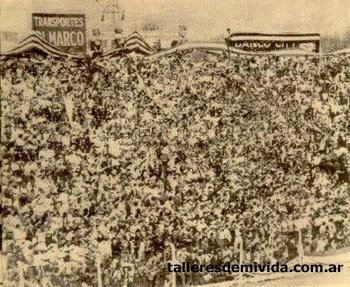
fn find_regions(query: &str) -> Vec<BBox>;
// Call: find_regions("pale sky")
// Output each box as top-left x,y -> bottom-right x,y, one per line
1,0 -> 350,41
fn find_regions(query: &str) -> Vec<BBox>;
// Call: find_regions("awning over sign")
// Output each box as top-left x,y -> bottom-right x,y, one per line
102,31 -> 154,57
1,33 -> 83,59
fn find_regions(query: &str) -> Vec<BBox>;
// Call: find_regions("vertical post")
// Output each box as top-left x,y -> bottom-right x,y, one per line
96,253 -> 103,287
238,239 -> 243,285
226,42 -> 231,61
317,53 -> 322,76
169,243 -> 176,287
317,37 -> 322,76
2,252 -> 8,284
226,28 -> 231,62
124,267 -> 128,287
298,229 -> 303,264
18,261 -> 25,287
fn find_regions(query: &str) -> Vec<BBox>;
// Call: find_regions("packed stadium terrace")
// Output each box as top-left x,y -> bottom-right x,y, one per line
1,51 -> 349,286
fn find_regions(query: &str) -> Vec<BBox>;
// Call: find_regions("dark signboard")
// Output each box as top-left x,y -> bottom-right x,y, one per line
226,33 -> 320,53
32,13 -> 86,56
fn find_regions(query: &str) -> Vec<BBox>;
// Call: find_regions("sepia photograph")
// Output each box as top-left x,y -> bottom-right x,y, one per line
0,0 -> 349,286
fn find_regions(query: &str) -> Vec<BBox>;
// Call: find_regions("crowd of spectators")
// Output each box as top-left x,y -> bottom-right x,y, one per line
1,50 -> 349,286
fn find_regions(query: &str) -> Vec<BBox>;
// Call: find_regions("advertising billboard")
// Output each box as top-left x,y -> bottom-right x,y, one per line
226,33 -> 320,53
32,13 -> 86,56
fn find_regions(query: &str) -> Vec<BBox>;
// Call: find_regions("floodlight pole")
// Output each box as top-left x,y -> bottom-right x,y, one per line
101,0 -> 121,29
